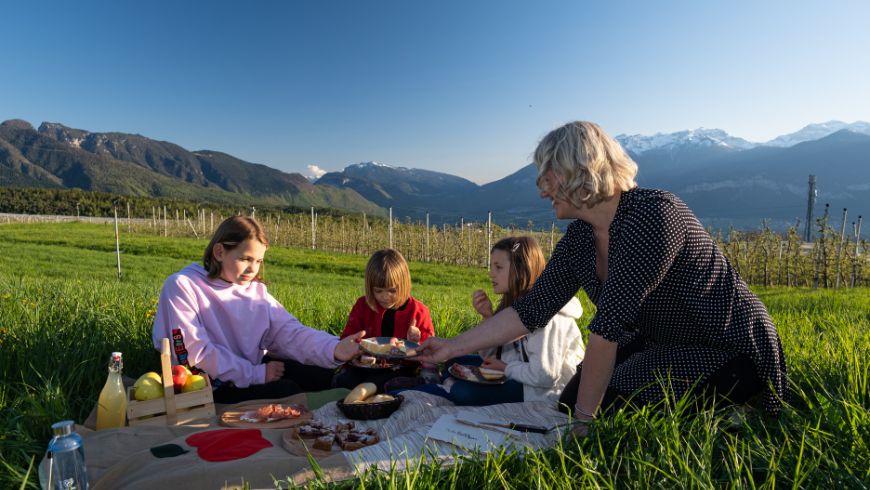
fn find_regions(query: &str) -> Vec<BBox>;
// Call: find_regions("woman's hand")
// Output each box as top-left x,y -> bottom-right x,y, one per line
481,356 -> 506,371
334,331 -> 365,362
265,360 -> 285,383
472,289 -> 494,318
412,336 -> 460,364
570,421 -> 591,438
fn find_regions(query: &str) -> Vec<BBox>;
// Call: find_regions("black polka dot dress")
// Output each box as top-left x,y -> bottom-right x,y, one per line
513,188 -> 788,414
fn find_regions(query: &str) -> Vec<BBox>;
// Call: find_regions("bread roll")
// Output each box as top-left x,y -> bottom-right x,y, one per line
478,367 -> 505,380
367,394 -> 394,403
343,382 -> 377,404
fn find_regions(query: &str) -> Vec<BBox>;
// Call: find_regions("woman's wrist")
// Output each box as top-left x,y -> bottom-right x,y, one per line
573,403 -> 596,420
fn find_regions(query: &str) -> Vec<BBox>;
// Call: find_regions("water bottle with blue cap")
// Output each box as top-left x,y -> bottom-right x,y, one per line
38,420 -> 89,489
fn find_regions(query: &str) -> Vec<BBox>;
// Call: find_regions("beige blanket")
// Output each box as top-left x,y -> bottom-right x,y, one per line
81,391 -> 571,489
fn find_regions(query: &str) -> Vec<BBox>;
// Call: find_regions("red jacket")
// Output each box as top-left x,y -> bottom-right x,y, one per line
340,296 -> 435,341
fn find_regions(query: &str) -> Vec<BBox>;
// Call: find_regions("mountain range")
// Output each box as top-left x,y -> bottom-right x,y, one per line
0,119 -> 384,216
317,121 -> 870,230
2,118 -> 868,231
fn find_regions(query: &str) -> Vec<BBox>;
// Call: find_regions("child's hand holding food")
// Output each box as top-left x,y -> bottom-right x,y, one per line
407,319 -> 422,342
472,289 -> 494,318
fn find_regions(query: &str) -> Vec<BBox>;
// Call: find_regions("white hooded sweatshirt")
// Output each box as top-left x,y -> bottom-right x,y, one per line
479,296 -> 585,402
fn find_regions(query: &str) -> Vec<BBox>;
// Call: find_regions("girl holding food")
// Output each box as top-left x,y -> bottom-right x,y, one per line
406,237 -> 585,405
333,248 -> 435,392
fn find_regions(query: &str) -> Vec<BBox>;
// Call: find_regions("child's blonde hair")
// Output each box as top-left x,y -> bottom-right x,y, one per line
203,216 -> 269,281
364,249 -> 411,310
492,237 -> 546,313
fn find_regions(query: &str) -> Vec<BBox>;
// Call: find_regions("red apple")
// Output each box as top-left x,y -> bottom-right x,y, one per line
171,365 -> 191,391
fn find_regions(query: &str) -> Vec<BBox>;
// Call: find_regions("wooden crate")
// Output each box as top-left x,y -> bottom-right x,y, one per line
127,338 -> 216,426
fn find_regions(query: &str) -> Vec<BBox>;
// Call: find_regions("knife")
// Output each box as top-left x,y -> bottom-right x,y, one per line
456,418 -> 549,434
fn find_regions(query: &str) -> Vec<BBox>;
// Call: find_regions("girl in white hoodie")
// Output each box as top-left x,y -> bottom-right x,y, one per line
406,237 -> 585,405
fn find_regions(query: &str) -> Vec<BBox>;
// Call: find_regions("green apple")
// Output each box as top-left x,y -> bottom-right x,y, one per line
133,372 -> 164,401
182,374 -> 207,393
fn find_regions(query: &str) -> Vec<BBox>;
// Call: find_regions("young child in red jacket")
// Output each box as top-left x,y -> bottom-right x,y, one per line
334,249 -> 435,392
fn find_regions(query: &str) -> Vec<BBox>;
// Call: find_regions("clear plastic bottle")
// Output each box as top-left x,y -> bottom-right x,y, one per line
38,420 -> 89,490
95,352 -> 127,430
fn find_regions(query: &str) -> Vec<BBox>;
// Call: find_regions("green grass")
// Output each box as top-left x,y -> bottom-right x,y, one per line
1,222 -> 867,489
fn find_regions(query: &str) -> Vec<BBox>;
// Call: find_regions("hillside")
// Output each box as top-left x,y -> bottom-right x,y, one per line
0,120 -> 385,216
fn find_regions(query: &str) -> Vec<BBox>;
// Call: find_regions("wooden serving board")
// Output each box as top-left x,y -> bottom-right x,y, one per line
219,403 -> 313,429
281,428 -> 335,459
281,427 -> 379,458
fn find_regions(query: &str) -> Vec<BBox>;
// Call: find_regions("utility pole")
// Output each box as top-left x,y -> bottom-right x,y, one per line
804,174 -> 816,242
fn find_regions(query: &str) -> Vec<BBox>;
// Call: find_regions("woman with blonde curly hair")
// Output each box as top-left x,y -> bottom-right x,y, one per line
417,121 -> 787,432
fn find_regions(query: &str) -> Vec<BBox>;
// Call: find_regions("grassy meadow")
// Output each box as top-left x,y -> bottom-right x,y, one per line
1,222 -> 868,489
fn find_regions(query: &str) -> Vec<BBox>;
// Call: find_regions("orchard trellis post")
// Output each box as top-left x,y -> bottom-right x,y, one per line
310,207 -> 316,250
460,218 -> 465,265
836,208 -> 847,288
851,216 -> 863,287
362,213 -> 368,251
113,207 -> 122,280
486,211 -> 492,269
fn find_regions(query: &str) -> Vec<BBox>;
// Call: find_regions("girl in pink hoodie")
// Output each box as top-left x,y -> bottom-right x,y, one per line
152,216 -> 362,404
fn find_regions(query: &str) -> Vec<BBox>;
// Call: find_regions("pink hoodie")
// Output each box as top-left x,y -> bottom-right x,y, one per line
152,263 -> 341,388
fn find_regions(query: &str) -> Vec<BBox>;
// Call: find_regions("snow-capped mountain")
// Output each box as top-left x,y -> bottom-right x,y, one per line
348,161 -> 393,169
616,128 -> 757,155
763,121 -> 870,147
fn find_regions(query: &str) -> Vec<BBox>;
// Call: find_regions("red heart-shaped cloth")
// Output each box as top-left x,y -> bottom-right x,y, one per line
185,429 -> 272,462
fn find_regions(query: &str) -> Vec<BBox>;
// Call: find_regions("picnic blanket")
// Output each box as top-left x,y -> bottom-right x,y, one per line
80,390 -> 572,489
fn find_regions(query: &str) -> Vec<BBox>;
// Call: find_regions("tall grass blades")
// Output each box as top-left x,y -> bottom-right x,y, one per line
1,222 -> 868,488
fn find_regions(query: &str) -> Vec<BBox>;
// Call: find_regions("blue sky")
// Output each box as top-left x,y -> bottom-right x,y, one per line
3,0 -> 869,183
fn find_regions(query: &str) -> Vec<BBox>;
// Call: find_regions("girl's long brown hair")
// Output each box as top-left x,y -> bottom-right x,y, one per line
203,216 -> 269,281
492,236 -> 546,313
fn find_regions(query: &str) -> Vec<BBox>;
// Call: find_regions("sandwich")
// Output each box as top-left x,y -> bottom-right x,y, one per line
478,367 -> 505,381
